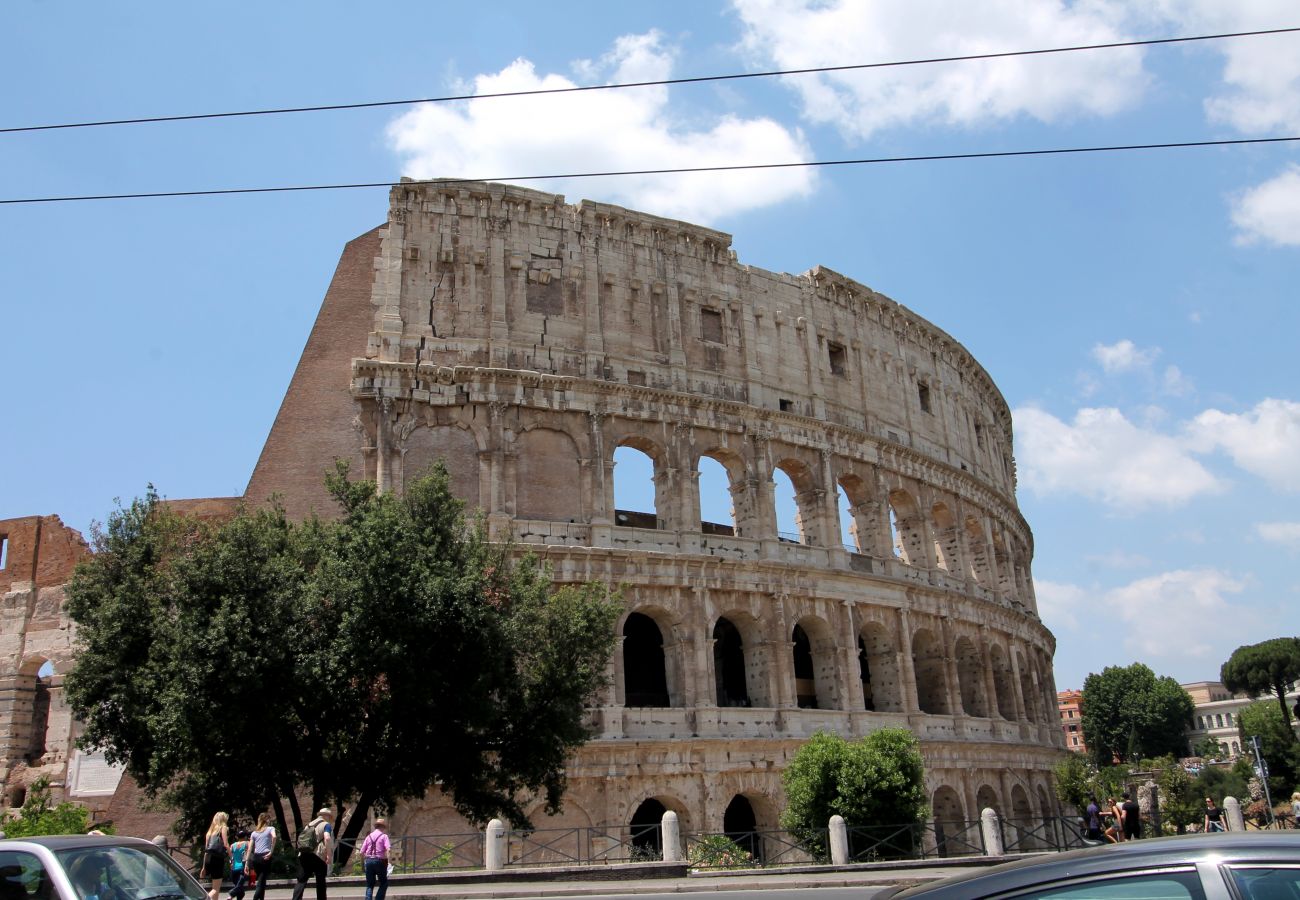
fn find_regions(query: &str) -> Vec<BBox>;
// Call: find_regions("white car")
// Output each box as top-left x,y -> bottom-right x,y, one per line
0,836 -> 207,900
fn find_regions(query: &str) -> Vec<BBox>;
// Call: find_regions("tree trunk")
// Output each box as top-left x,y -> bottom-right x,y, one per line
1274,684 -> 1296,735
335,790 -> 375,868
271,794 -> 291,850
283,782 -> 304,833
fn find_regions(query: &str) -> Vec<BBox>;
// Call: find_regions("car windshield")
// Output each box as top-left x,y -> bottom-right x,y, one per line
54,845 -> 206,900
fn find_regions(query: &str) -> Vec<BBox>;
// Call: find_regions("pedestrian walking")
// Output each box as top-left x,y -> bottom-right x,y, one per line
1121,792 -> 1141,840
1083,796 -> 1105,842
359,819 -> 390,900
290,808 -> 334,900
1204,798 -> 1226,833
248,813 -> 277,900
227,830 -> 252,900
1292,792 -> 1299,828
199,813 -> 230,900
1105,798 -> 1124,843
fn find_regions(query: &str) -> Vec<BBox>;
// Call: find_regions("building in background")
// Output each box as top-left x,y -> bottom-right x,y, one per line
1057,689 -> 1087,754
1183,680 -> 1300,760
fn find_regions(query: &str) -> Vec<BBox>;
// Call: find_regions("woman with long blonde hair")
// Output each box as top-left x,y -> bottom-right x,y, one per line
200,812 -> 230,900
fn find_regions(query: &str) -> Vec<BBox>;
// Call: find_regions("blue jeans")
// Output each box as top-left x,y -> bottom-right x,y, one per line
363,858 -> 387,900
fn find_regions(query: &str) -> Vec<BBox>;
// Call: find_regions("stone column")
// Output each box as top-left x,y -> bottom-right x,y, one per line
980,627 -> 1002,719
940,618 -> 964,718
1008,648 -> 1028,722
841,601 -> 865,714
897,609 -> 920,715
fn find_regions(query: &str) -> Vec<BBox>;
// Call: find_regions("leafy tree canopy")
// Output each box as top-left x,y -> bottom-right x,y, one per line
780,729 -> 927,859
1,778 -> 108,837
1052,753 -> 1096,813
1080,663 -> 1194,767
64,462 -> 621,849
1236,700 -> 1300,802
1221,637 -> 1300,735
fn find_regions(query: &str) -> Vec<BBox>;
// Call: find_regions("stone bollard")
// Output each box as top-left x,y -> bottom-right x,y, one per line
828,815 -> 849,866
1225,797 -> 1245,833
661,810 -> 683,863
484,818 -> 506,870
980,808 -> 1004,856
150,835 -> 168,850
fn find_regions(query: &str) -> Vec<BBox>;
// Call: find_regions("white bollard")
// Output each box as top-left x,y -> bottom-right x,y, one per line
661,810 -> 683,862
1224,797 -> 1245,833
981,808 -> 1004,856
484,818 -> 506,870
828,814 -> 849,865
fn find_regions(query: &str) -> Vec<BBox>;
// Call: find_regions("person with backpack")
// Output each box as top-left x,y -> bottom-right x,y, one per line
199,812 -> 230,900
290,808 -> 334,900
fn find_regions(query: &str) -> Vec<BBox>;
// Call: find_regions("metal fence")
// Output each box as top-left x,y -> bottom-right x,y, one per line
684,829 -> 823,868
846,820 -> 985,862
1003,817 -> 1094,853
505,825 -> 651,867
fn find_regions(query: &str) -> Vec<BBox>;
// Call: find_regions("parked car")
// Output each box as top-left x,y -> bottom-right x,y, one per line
881,832 -> 1300,900
0,835 -> 207,900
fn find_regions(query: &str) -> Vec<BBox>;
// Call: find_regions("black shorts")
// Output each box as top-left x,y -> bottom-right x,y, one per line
203,850 -> 227,877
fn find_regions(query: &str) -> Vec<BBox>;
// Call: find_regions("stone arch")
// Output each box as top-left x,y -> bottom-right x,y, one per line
836,472 -> 876,554
858,620 -> 902,713
14,655 -> 55,764
911,628 -> 950,715
792,616 -> 838,710
992,530 -> 1014,595
931,501 -> 958,571
888,489 -> 927,565
697,446 -> 747,537
1016,649 -> 1039,722
1035,785 -> 1052,821
722,794 -> 762,861
713,616 -> 749,708
629,797 -> 668,857
400,423 -> 482,508
613,437 -> 664,528
989,643 -> 1016,720
954,636 -> 988,718
932,785 -> 966,831
963,515 -> 992,585
716,610 -> 773,708
622,609 -> 681,708
516,427 -> 583,522
976,784 -> 1000,816
773,457 -> 818,544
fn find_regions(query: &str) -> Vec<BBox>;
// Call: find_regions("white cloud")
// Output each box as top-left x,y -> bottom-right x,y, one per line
1033,578 -> 1086,631
1231,165 -> 1300,247
1102,568 -> 1250,662
1161,365 -> 1194,397
1085,550 -> 1151,570
1092,339 -> 1159,374
1256,521 -> 1300,551
385,31 -> 816,224
1013,406 -> 1222,509
1186,399 -> 1300,491
731,0 -> 1147,139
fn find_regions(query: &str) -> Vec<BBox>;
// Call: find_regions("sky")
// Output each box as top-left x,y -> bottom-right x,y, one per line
3,0 -> 1299,692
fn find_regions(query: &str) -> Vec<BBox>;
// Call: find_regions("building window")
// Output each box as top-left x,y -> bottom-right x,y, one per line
0,534 -> 7,570
779,398 -> 793,412
1071,736 -> 1079,746
974,422 -> 985,449
918,382 -> 932,414
701,308 -> 724,344
1226,712 -> 1233,725
1215,714 -> 1223,728
827,341 -> 847,376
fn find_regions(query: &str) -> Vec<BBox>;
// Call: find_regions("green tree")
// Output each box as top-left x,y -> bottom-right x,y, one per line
1052,752 -> 1096,813
1191,736 -> 1226,760
1080,663 -> 1194,766
1221,637 -> 1300,736
1193,764 -> 1249,809
0,778 -> 107,837
780,729 -> 927,860
65,463 -> 621,848
1152,757 -> 1199,834
1237,700 -> 1300,802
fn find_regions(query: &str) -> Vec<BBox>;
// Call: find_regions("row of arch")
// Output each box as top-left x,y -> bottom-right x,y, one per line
617,605 -> 1058,727
388,415 -> 1036,610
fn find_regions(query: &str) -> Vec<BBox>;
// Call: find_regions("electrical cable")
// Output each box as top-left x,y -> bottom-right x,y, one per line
3,134 -> 1297,205
2,26 -> 1297,135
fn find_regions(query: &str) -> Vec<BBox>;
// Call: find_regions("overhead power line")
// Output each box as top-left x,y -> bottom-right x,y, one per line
3,27 -> 1298,135
4,134 -> 1297,205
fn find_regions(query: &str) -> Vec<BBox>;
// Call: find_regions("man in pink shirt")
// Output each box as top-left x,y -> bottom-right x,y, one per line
359,818 -> 391,900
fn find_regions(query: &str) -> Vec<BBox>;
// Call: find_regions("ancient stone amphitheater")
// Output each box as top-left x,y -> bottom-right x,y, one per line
1,178 -> 1062,849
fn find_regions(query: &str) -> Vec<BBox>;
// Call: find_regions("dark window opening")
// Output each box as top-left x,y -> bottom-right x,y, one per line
630,798 -> 667,857
623,613 -> 670,707
723,796 -> 762,861
918,383 -> 932,414
778,398 -> 793,412
793,625 -> 818,709
974,422 -> 985,449
713,618 -> 749,707
28,678 -> 51,761
9,787 -> 26,808
827,342 -> 847,376
701,308 -> 724,344
858,637 -> 875,711
627,370 -> 646,386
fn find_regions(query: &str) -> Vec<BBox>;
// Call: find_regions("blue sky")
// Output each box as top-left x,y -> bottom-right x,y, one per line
3,1 -> 1298,691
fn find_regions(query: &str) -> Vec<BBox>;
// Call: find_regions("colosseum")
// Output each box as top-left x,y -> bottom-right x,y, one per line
1,178 -> 1063,849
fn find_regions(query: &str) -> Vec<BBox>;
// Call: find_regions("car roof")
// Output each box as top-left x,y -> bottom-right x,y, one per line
889,832 -> 1300,898
0,836 -> 157,852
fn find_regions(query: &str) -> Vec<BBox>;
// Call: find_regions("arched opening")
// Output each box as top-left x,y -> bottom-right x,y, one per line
613,444 -> 659,529
858,622 -> 902,713
629,798 -> 667,857
1010,785 -> 1036,848
623,613 -> 670,707
963,516 -> 991,585
888,506 -> 903,559
954,637 -> 987,718
723,795 -> 761,862
989,644 -> 1016,720
976,784 -> 999,816
792,624 -> 817,708
888,490 -> 925,565
1035,785 -> 1053,823
837,483 -> 856,551
1016,651 -> 1038,722
713,617 -> 749,707
911,629 -> 950,715
698,454 -> 737,536
931,502 -> 957,571
773,468 -> 801,543
20,658 -> 55,763
931,786 -> 967,857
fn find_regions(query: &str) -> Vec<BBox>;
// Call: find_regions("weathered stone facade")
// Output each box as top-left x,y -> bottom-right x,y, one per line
2,179 -> 1062,841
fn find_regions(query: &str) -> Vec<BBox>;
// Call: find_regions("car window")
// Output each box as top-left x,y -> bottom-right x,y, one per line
0,851 -> 52,900
1226,866 -> 1300,900
1002,868 -> 1207,900
54,846 -> 206,900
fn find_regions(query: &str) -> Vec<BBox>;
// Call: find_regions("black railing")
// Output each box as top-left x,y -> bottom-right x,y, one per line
685,829 -> 822,868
